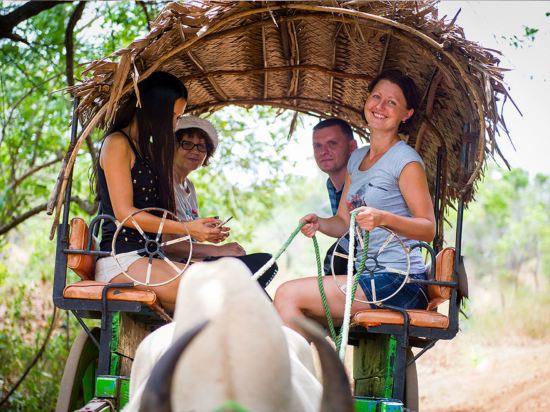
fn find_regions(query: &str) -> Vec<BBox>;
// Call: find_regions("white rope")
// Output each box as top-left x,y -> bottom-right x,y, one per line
252,257 -> 276,281
338,210 -> 359,361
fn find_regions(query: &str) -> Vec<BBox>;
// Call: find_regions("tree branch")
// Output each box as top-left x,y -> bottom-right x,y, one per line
7,154 -> 64,192
64,2 -> 86,87
4,31 -> 29,45
0,2 -> 70,41
0,196 -> 96,237
63,2 -> 97,171
0,72 -> 62,147
136,1 -> 151,30
70,196 -> 99,215
0,202 -> 48,236
29,112 -> 47,168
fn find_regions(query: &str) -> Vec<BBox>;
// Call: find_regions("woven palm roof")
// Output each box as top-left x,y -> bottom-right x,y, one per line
51,0 -> 514,237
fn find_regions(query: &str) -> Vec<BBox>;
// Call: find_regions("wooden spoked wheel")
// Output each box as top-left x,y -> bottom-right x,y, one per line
330,225 -> 411,304
111,207 -> 192,287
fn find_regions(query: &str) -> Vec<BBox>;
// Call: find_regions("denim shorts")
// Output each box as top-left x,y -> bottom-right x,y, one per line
358,272 -> 429,309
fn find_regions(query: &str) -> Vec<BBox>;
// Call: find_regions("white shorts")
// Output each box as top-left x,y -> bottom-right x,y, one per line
95,254 -> 143,283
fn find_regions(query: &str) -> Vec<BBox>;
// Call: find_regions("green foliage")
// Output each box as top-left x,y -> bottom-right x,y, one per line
467,283 -> 550,340
504,26 -> 539,47
192,106 -> 300,242
460,166 -> 550,286
0,216 -> 85,410
0,2 -> 159,239
0,281 -> 74,411
502,10 -> 548,48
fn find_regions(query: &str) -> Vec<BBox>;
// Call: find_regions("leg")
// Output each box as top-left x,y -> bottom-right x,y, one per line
111,257 -> 188,312
273,275 -> 372,337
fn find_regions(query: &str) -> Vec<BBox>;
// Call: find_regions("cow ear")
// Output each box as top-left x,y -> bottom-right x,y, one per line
139,320 -> 209,412
292,317 -> 354,412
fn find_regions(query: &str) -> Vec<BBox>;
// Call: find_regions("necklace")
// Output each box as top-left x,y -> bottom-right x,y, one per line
175,179 -> 198,221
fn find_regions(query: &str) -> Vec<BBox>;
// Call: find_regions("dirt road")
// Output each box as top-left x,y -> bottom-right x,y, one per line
417,335 -> 550,412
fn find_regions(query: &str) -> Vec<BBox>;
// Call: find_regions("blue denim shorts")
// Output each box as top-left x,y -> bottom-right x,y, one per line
358,272 -> 429,309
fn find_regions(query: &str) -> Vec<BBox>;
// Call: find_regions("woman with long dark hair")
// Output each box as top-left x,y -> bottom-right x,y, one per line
274,70 -> 435,335
95,72 -> 227,311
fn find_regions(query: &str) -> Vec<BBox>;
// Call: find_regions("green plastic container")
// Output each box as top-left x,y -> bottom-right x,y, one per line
355,397 -> 379,412
354,396 -> 404,412
380,400 -> 404,412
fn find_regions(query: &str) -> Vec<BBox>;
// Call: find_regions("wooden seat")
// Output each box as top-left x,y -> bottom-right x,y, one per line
351,247 -> 455,330
65,217 -> 171,321
64,280 -> 157,305
352,308 -> 449,329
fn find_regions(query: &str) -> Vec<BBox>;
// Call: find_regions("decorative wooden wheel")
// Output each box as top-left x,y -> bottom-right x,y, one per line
112,207 -> 192,287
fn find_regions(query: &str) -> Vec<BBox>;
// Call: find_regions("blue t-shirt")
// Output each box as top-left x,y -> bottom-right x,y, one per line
346,141 -> 426,275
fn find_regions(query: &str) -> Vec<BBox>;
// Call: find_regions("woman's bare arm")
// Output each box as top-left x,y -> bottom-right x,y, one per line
100,133 -> 225,242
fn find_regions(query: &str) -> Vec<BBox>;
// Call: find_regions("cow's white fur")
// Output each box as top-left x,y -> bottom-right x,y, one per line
124,258 -> 321,412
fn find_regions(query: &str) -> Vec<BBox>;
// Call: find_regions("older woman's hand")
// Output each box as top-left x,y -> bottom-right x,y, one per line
183,218 -> 228,243
300,214 -> 320,238
355,207 -> 386,231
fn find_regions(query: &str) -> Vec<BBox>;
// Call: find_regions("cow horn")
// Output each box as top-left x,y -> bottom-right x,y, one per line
139,320 -> 209,412
292,317 -> 354,412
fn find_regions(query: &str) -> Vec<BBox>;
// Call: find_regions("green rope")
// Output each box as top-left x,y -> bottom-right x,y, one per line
314,210 -> 369,352
313,235 -> 338,343
255,213 -> 369,352
273,223 -> 305,261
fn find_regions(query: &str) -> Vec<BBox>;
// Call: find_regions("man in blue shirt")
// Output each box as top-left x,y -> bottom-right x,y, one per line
312,118 -> 357,275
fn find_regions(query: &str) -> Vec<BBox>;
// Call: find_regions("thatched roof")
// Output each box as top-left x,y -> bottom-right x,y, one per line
50,0 -> 514,236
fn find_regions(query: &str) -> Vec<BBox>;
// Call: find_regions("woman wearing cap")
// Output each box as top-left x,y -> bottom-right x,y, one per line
168,116 -> 278,288
168,115 -> 244,257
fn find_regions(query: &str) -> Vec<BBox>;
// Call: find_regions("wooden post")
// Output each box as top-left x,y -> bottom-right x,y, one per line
115,313 -> 156,376
353,334 -> 396,398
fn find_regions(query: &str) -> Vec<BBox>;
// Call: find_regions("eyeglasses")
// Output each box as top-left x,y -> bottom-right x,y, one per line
179,140 -> 207,152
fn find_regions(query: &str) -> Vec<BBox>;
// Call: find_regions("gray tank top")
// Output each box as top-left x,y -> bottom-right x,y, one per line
346,141 -> 426,274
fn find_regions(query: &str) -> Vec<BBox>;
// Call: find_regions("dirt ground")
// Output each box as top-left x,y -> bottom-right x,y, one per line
416,334 -> 550,412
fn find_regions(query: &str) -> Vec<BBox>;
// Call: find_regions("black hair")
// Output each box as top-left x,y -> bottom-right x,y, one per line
99,71 -> 187,212
313,118 -> 355,141
368,69 -> 420,134
175,127 -> 215,167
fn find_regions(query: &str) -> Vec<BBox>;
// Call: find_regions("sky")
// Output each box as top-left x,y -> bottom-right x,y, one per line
438,1 -> 550,177
285,1 -> 550,178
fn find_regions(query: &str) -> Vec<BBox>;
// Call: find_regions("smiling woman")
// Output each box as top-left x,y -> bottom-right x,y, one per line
274,69 -> 435,337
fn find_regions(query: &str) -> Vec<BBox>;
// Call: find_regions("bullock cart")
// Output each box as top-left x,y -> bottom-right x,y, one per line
48,1 -> 512,411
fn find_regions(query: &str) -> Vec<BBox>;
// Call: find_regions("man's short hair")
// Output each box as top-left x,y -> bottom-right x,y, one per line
313,118 -> 354,141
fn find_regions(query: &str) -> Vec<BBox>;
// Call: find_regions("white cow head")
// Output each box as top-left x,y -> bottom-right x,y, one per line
137,258 -> 353,412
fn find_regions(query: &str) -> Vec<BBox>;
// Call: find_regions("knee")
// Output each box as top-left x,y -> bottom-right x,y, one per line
273,281 -> 299,313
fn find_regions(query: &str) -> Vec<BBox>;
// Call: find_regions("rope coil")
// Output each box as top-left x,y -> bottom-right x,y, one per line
253,210 -> 369,361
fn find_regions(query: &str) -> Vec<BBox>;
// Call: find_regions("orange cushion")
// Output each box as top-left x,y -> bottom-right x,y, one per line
352,308 -> 449,329
427,247 -> 455,310
63,280 -> 157,306
67,218 -> 96,280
